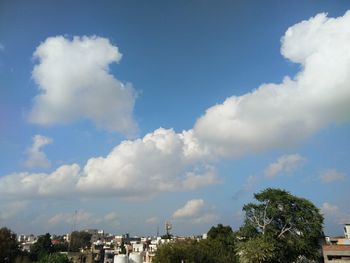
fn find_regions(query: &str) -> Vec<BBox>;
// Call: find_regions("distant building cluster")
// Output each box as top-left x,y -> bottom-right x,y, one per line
16,224 -> 350,262
17,228 -> 207,263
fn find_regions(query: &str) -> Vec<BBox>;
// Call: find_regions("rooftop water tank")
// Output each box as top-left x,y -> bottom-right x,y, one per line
114,254 -> 128,263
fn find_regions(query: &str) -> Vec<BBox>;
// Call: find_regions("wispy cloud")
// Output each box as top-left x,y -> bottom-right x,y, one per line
0,201 -> 28,220
191,214 -> 219,224
233,153 -> 304,199
232,175 -> 258,200
48,210 -> 95,226
104,212 -> 120,227
264,154 -> 305,178
48,210 -> 120,228
24,135 -> 53,169
146,216 -> 159,225
320,169 -> 346,183
322,202 -> 350,224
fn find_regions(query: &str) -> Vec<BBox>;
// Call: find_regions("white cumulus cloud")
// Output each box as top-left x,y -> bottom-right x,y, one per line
172,199 -> 219,225
0,129 -> 218,199
0,164 -> 80,197
193,12 -> 350,157
264,154 -> 305,178
29,36 -> 137,135
77,128 -> 218,196
24,135 -> 53,169
173,199 -> 204,218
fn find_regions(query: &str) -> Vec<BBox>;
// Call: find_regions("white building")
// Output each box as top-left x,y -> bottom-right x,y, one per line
344,224 -> 350,239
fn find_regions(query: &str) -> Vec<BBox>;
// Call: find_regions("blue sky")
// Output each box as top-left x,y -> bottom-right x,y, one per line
0,0 -> 350,236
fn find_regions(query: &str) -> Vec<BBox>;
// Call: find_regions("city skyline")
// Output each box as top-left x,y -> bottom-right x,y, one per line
0,1 -> 349,236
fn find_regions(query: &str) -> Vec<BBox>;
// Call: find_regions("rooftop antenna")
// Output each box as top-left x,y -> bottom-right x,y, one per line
68,210 -> 77,252
165,221 -> 172,237
73,210 -> 77,232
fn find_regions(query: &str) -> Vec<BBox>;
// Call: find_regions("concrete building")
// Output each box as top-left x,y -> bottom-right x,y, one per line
323,245 -> 350,262
323,224 -> 350,262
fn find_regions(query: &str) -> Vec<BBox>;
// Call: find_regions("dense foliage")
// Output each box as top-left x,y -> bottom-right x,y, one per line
69,231 -> 92,252
30,233 -> 54,261
153,224 -> 238,263
237,188 -> 324,262
0,227 -> 20,263
36,253 -> 71,263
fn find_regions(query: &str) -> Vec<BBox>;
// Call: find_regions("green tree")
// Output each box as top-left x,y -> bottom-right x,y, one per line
207,224 -> 237,263
53,242 -> 68,252
207,224 -> 234,242
237,188 -> 324,263
154,225 -> 238,263
0,227 -> 20,263
30,233 -> 54,261
154,239 -> 238,263
69,231 -> 92,252
237,236 -> 276,263
119,240 -> 127,254
37,253 -> 72,263
153,239 -> 208,263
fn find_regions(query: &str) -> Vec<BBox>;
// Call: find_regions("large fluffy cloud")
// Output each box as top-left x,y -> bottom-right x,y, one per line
194,12 -> 350,157
29,36 -> 137,135
0,129 -> 219,198
77,128 -> 218,196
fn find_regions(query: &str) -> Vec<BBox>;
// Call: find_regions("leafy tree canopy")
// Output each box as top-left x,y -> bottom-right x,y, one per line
153,238 -> 238,263
154,224 -> 238,263
208,224 -> 234,243
36,253 -> 72,263
0,227 -> 20,263
69,231 -> 92,252
30,233 -> 53,261
119,240 -> 127,254
237,188 -> 324,263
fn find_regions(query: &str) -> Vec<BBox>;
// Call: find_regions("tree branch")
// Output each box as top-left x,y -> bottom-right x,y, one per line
278,221 -> 292,239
